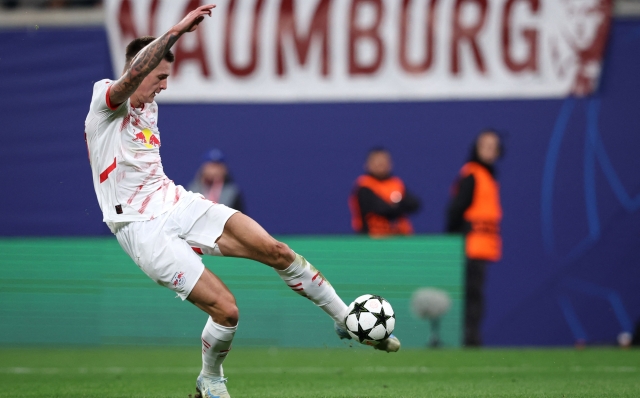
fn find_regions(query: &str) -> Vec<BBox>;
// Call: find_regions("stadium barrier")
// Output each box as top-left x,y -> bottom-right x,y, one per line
0,235 -> 463,348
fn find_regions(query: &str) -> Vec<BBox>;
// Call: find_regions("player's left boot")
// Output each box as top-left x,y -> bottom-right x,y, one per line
195,374 -> 230,398
334,321 -> 401,353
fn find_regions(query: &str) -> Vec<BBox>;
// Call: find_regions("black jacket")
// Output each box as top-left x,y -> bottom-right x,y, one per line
355,174 -> 421,233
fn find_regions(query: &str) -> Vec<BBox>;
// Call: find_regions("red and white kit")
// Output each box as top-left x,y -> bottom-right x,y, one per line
85,79 -> 237,299
85,79 -> 183,227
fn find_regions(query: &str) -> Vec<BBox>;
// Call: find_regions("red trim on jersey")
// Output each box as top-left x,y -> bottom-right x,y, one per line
174,187 -> 181,204
192,247 -> 204,255
120,114 -> 131,131
138,183 -> 163,214
127,164 -> 159,205
105,85 -> 120,111
138,192 -> 154,214
99,158 -> 117,183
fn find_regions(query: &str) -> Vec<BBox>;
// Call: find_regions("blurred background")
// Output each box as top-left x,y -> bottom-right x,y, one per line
0,0 -> 639,349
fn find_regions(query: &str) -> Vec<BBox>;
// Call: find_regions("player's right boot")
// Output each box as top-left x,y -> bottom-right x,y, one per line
334,321 -> 351,340
195,374 -> 230,398
334,321 -> 401,353
374,334 -> 401,352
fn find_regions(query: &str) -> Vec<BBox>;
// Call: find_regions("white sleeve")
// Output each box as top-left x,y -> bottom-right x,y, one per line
85,79 -> 126,140
90,79 -> 124,114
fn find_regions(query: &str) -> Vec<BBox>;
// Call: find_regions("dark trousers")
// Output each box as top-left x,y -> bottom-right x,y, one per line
464,258 -> 488,347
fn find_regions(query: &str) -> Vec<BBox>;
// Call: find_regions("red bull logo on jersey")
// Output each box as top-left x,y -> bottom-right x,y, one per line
133,128 -> 161,149
171,271 -> 186,289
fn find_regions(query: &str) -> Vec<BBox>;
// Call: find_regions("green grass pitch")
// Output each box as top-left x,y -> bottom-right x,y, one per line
0,346 -> 638,397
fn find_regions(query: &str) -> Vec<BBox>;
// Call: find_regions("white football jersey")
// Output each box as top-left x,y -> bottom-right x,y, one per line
85,79 -> 185,231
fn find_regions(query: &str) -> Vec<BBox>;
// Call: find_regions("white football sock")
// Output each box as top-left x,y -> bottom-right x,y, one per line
276,253 -> 349,326
201,317 -> 236,378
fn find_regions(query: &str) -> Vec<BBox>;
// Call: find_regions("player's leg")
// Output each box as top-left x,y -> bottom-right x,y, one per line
185,201 -> 399,352
115,207 -> 236,398
187,269 -> 236,398
214,212 -> 400,352
213,212 -> 349,327
161,197 -> 240,398
188,267 -> 238,327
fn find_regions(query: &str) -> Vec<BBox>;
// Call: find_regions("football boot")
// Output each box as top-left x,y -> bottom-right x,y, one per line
195,374 -> 230,398
334,321 -> 401,352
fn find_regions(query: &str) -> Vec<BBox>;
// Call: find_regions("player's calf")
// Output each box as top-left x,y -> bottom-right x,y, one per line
197,317 -> 235,398
276,253 -> 349,326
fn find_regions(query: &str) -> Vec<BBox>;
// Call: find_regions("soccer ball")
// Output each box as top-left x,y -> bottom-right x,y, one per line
344,294 -> 395,345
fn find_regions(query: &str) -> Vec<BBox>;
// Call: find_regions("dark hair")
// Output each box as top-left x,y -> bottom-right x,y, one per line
124,36 -> 175,68
467,129 -> 505,175
367,146 -> 390,158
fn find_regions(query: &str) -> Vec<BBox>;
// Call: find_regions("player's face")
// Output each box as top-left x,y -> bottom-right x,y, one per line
366,151 -> 393,179
476,132 -> 500,165
134,60 -> 172,105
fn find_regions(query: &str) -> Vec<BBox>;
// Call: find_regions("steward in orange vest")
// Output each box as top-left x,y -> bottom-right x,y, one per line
447,161 -> 502,261
349,148 -> 421,237
446,130 -> 503,347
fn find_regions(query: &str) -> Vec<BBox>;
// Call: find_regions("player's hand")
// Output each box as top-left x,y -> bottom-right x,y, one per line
173,4 -> 215,34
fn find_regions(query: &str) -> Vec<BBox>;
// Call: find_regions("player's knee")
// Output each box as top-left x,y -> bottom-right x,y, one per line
265,241 -> 294,266
217,295 -> 239,326
222,303 -> 239,327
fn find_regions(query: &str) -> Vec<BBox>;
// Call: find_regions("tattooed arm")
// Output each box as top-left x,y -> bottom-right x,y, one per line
108,4 -> 215,108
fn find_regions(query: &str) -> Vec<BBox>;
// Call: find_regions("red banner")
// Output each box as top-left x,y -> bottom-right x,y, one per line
105,0 -> 612,102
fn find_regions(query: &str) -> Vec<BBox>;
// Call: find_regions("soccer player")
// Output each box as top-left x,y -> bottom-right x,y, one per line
84,4 -> 399,398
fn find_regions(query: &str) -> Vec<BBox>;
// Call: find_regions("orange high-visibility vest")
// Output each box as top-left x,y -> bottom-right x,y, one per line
349,175 -> 414,237
461,162 -> 502,261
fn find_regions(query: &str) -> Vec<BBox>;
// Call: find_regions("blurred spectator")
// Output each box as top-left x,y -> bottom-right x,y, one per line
48,0 -> 101,7
446,130 -> 503,347
0,0 -> 19,8
1,0 -> 101,8
349,147 -> 421,237
188,148 -> 246,213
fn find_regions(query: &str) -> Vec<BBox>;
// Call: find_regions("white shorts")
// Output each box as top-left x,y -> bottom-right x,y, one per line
114,192 -> 238,300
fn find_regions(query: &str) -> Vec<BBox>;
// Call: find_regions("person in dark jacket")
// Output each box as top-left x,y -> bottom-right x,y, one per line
349,147 -> 421,237
447,130 -> 503,347
188,148 -> 246,213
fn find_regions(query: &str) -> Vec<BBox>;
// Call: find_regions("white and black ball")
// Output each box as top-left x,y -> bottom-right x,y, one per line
344,294 -> 395,346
